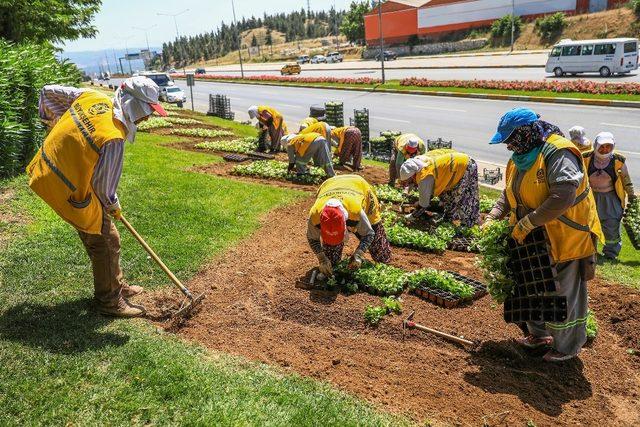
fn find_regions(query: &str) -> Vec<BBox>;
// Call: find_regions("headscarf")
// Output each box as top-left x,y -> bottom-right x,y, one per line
248,105 -> 259,119
507,120 -> 564,172
112,76 -> 165,142
569,126 -> 588,148
399,157 -> 426,181
593,132 -> 615,169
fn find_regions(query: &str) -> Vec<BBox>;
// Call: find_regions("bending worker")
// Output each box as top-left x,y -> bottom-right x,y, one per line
248,105 -> 288,152
298,116 -> 318,131
399,149 -> 480,228
584,132 -> 635,260
282,132 -> 336,178
26,77 -> 168,317
486,107 -> 604,363
307,175 -> 391,276
389,133 -> 425,186
568,126 -> 593,153
300,120 -> 332,140
331,125 -> 363,171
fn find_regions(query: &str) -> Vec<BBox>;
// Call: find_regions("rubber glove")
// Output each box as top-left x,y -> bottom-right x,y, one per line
107,205 -> 122,221
348,249 -> 365,270
317,252 -> 333,277
511,215 -> 535,245
287,163 -> 296,173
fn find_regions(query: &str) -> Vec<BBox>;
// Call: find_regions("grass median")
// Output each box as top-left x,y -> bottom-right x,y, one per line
0,129 -> 406,425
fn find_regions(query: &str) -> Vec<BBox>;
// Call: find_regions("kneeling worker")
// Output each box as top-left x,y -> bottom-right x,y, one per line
248,105 -> 288,152
282,132 -> 336,178
307,175 -> 392,276
389,133 -> 426,186
400,149 -> 480,227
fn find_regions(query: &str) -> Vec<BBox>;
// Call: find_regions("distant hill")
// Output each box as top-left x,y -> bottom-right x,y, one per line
63,47 -> 161,75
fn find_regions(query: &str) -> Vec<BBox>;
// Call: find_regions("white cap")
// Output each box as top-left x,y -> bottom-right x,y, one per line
248,105 -> 258,119
407,136 -> 420,148
399,157 -> 425,181
595,131 -> 614,146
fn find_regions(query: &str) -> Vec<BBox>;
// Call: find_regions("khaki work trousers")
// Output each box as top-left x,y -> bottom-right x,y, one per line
77,215 -> 123,307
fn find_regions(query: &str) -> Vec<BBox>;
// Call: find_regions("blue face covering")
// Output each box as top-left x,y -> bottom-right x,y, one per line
511,145 -> 542,172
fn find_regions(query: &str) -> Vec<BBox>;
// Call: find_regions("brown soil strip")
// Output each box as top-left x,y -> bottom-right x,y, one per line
140,195 -> 640,426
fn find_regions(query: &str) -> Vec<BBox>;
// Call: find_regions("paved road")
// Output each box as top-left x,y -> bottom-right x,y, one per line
107,78 -> 640,184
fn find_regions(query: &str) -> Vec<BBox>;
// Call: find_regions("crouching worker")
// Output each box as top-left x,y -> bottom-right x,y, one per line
282,132 -> 336,178
331,126 -> 363,171
389,133 -> 426,186
248,105 -> 288,152
26,77 -> 168,317
487,107 -> 604,362
584,132 -> 636,260
307,175 -> 391,276
400,149 -> 479,227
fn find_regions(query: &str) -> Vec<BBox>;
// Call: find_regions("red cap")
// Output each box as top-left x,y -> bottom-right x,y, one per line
320,205 -> 346,246
150,103 -> 168,117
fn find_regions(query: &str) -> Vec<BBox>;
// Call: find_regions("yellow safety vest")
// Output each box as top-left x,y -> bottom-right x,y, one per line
258,105 -> 288,134
26,90 -> 126,235
331,126 -> 348,154
395,134 -> 425,158
414,151 -> 470,197
584,152 -> 627,207
299,117 -> 318,129
288,132 -> 322,157
300,121 -> 330,139
506,134 -> 604,263
309,174 -> 382,229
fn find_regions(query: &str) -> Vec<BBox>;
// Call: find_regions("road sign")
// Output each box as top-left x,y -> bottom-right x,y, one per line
125,53 -> 140,60
186,73 -> 195,86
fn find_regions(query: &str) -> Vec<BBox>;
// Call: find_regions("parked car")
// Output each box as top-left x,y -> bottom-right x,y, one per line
326,51 -> 344,63
281,63 -> 301,75
375,50 -> 398,61
160,86 -> 187,104
311,55 -> 327,64
545,38 -> 639,77
297,55 -> 310,64
168,67 -> 177,73
195,68 -> 206,75
140,72 -> 175,89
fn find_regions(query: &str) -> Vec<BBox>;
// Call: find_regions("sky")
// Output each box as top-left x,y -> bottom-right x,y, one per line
62,0 -> 356,53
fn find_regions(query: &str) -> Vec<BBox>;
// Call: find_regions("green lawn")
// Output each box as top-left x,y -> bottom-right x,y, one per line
0,130 -> 406,425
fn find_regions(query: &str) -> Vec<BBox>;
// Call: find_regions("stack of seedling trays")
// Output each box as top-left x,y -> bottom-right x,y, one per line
324,101 -> 344,127
503,228 -> 567,324
623,197 -> 640,250
222,153 -> 249,162
427,137 -> 453,151
247,151 -> 275,160
481,167 -> 503,186
410,271 -> 487,308
207,94 -> 235,120
351,108 -> 370,143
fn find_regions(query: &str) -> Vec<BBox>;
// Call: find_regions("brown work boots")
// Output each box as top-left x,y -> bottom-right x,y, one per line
97,298 -> 146,318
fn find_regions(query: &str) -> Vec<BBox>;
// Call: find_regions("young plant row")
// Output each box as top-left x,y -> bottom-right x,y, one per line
364,297 -> 403,326
171,128 -> 235,138
165,117 -> 203,125
195,137 -> 258,154
137,117 -> 172,131
405,268 -> 475,299
231,160 -> 326,185
623,197 -> 640,249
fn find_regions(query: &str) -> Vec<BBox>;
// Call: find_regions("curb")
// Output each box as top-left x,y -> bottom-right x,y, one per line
179,78 -> 640,109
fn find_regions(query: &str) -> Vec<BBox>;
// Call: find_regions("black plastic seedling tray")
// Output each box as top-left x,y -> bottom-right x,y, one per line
222,153 -> 249,162
411,272 -> 487,308
503,296 -> 568,323
447,236 -> 479,253
446,271 -> 487,299
247,151 -> 276,160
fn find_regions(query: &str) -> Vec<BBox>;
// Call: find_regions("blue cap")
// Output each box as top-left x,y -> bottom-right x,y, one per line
490,107 -> 539,144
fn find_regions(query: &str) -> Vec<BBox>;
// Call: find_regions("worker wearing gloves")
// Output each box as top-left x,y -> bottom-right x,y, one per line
331,126 -> 363,171
26,76 -> 168,318
584,132 -> 636,259
486,107 -> 603,362
568,126 -> 593,153
399,149 -> 479,228
282,132 -> 336,178
389,133 -> 426,186
248,105 -> 288,152
307,175 -> 391,276
298,116 -> 319,131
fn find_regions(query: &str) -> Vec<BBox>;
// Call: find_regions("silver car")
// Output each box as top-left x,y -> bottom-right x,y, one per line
310,55 -> 326,64
161,86 -> 186,103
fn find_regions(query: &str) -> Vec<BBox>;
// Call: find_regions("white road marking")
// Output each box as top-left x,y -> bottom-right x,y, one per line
371,116 -> 411,123
411,104 -> 467,113
278,103 -> 301,108
617,150 -> 640,157
601,122 -> 640,130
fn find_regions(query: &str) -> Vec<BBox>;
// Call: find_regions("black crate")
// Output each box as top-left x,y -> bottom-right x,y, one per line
207,94 -> 234,120
504,296 -> 568,323
223,153 -> 249,162
427,138 -> 453,151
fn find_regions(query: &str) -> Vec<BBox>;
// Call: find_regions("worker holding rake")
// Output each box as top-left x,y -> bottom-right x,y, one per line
307,175 -> 391,276
26,77 -> 168,318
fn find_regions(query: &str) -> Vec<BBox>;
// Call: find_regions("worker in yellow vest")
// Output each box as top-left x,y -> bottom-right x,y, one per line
307,175 -> 391,276
486,107 -> 604,362
330,126 -> 363,171
282,132 -> 335,178
248,105 -> 288,152
399,149 -> 479,228
583,132 -> 635,260
568,126 -> 593,153
300,120 -> 332,140
298,116 -> 319,131
26,77 -> 168,318
389,133 -> 426,186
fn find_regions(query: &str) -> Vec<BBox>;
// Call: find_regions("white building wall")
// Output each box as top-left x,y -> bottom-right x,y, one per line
418,0 -> 577,29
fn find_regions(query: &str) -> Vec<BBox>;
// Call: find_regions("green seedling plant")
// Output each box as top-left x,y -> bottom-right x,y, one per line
232,160 -> 326,185
195,137 -> 258,154
137,117 -> 172,131
364,305 -> 388,326
586,311 -> 598,340
373,184 -> 419,203
475,220 -> 515,303
171,128 -> 235,138
405,268 -> 475,299
381,296 -> 403,314
480,194 -> 497,214
165,117 -> 203,125
623,197 -> 640,249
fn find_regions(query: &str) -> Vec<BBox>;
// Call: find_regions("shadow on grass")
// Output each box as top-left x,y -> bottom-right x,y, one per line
464,340 -> 592,417
596,256 -> 640,268
0,298 -> 129,354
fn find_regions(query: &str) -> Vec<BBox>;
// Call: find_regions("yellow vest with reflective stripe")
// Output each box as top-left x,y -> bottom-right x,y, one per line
289,132 -> 322,156
414,151 -> 469,197
505,135 -> 604,263
258,105 -> 288,134
26,91 -> 126,235
309,175 -> 381,229
300,121 -> 330,139
331,126 -> 348,153
584,153 -> 627,207
395,134 -> 425,158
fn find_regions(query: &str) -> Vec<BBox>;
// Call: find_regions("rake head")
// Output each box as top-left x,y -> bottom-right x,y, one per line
173,292 -> 206,318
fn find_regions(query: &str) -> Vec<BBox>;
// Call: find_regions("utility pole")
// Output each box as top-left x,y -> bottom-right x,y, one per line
158,9 -> 189,75
378,0 -> 385,84
510,0 -> 515,53
133,24 -> 157,70
112,49 -> 121,74
117,35 -> 134,75
231,0 -> 245,78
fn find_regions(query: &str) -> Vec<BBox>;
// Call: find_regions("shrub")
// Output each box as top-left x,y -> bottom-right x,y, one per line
490,15 -> 522,45
0,41 -> 81,178
535,12 -> 567,42
630,0 -> 640,17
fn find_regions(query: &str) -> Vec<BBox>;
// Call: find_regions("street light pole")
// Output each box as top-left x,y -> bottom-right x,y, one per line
133,25 -> 157,70
231,0 -> 245,78
378,0 -> 385,84
117,35 -> 134,75
510,0 -> 515,53
158,9 -> 189,75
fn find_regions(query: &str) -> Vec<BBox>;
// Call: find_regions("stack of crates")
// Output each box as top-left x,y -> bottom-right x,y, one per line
350,108 -> 369,143
426,137 -> 453,151
207,94 -> 235,120
324,101 -> 344,127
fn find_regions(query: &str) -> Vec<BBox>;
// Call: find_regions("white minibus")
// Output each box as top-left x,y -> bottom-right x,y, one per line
545,38 -> 639,77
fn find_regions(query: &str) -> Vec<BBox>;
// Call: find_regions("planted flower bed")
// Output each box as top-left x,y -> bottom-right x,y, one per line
171,128 -> 235,138
231,160 -> 326,185
385,222 -> 451,254
165,117 -> 203,125
406,268 -> 476,308
195,137 -> 258,154
137,117 -> 172,131
331,261 -> 407,296
174,73 -> 381,85
623,197 -> 640,250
